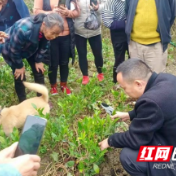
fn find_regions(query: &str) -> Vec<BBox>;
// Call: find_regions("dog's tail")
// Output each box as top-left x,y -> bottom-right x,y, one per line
23,82 -> 49,102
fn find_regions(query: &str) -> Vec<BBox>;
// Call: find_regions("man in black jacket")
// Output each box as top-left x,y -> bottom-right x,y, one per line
99,58 -> 176,176
125,0 -> 176,73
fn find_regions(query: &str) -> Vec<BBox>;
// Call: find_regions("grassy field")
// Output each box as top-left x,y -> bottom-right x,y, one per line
0,27 -> 132,175
0,1 -> 176,175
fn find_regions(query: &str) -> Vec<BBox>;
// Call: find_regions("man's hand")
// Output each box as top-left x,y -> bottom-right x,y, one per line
99,138 -> 110,150
111,112 -> 130,121
10,155 -> 41,176
0,142 -> 18,163
90,2 -> 99,11
35,62 -> 45,74
14,67 -> 25,80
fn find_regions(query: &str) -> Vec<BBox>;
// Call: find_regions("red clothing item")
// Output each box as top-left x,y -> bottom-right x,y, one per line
38,32 -> 43,41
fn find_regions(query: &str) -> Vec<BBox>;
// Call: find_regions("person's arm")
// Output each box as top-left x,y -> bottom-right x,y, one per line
102,0 -> 125,30
66,1 -> 80,18
128,110 -> 136,121
13,0 -> 30,18
0,142 -> 41,176
110,20 -> 125,30
169,0 -> 176,27
102,0 -> 115,28
59,1 -> 80,18
33,0 -> 53,14
125,0 -> 130,17
0,164 -> 21,176
97,0 -> 106,13
9,28 -> 27,69
34,39 -> 49,64
108,99 -> 164,149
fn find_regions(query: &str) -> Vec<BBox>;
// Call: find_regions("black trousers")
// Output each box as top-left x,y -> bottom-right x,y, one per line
5,55 -> 44,103
110,30 -> 128,83
48,35 -> 70,84
120,148 -> 147,176
75,34 -> 103,76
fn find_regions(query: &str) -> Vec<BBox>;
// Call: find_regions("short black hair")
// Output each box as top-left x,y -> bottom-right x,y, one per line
116,58 -> 153,82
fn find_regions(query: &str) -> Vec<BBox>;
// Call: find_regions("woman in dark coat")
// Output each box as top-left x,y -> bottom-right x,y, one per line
0,0 -> 30,31
0,13 -> 64,102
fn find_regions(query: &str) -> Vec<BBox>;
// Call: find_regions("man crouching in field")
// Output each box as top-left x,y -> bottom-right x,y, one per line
99,59 -> 176,176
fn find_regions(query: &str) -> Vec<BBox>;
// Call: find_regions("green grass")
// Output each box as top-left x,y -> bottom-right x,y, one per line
1,3 -> 176,173
0,35 -> 132,175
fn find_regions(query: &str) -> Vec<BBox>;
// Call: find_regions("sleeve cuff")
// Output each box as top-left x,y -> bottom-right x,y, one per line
35,60 -> 42,63
128,110 -> 136,121
0,164 -> 21,176
108,135 -> 114,147
110,20 -> 125,30
12,62 -> 23,69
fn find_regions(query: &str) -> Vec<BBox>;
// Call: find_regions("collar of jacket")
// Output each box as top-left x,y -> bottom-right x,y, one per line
144,72 -> 158,93
29,21 -> 43,44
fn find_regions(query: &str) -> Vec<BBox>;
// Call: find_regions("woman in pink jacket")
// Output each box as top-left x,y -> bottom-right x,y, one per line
34,0 -> 80,95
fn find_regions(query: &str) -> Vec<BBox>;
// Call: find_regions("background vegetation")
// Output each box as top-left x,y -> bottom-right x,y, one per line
0,1 -> 176,175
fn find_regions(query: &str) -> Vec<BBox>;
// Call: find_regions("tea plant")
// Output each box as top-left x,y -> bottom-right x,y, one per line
0,36 -> 132,175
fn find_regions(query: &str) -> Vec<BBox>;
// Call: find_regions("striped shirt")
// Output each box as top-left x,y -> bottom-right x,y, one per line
102,0 -> 126,28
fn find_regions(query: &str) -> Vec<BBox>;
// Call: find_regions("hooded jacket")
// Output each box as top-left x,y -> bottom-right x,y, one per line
1,14 -> 50,69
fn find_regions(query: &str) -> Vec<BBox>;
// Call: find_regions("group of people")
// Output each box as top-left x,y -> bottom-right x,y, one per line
1,0 -> 176,176
0,0 -> 175,102
0,0 -> 107,103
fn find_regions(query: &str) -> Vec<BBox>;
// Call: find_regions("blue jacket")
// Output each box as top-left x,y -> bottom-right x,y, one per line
1,16 -> 50,69
0,0 -> 30,31
0,164 -> 21,176
125,0 -> 176,52
13,0 -> 30,18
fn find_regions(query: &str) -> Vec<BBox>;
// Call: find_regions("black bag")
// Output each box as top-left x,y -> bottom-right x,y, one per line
84,10 -> 100,30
